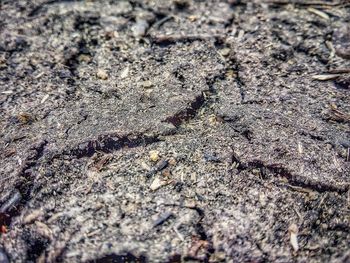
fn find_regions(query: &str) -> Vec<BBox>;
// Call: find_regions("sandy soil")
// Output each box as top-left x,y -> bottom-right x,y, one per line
0,0 -> 349,262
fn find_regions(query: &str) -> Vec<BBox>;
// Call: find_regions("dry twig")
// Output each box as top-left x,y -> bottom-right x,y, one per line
259,0 -> 350,7
329,105 -> 350,123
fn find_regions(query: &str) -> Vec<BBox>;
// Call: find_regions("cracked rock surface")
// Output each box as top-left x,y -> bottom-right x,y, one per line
1,0 -> 349,262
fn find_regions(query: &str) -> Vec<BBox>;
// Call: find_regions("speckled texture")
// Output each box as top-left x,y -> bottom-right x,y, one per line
1,0 -> 349,262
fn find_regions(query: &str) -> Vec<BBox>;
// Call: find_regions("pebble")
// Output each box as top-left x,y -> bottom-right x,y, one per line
168,157 -> 176,166
120,67 -> 129,79
97,69 -> 109,80
149,150 -> 160,162
141,80 -> 153,89
190,172 -> 197,182
225,69 -> 237,79
188,15 -> 197,22
132,19 -> 149,37
219,48 -> 231,57
78,54 -> 92,63
150,177 -> 167,191
208,115 -> 218,125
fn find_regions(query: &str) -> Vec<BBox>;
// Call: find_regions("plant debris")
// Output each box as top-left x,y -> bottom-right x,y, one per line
288,223 -> 299,252
0,0 -> 349,262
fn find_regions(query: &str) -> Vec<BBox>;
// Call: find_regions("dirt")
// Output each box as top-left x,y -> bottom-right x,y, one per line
0,0 -> 350,262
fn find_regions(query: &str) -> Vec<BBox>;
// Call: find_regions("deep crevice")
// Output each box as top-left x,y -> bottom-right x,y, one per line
164,93 -> 206,127
228,56 -> 246,103
66,133 -> 162,159
231,150 -> 349,193
150,34 -> 225,47
28,0 -> 80,17
87,253 -> 147,263
25,234 -> 50,263
163,71 -> 223,127
0,140 -> 48,228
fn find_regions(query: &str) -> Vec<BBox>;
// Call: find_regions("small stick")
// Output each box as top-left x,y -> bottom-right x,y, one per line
307,7 -> 330,20
328,68 -> 350,74
311,74 -> 341,81
259,0 -> 350,6
152,16 -> 174,29
153,211 -> 174,227
146,159 -> 169,177
330,107 -> 350,122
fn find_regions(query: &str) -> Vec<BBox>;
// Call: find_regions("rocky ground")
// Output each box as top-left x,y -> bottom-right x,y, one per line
0,0 -> 350,262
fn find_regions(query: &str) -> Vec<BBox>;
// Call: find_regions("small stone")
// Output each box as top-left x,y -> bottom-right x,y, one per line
259,193 -> 267,206
208,115 -> 218,125
225,69 -> 237,79
132,19 -> 149,37
120,67 -> 129,79
190,172 -> 197,182
210,251 -> 226,262
168,157 -> 176,166
188,15 -> 197,22
97,69 -> 109,80
141,80 -> 153,89
149,150 -> 160,162
219,48 -> 231,57
78,54 -> 92,63
150,177 -> 167,191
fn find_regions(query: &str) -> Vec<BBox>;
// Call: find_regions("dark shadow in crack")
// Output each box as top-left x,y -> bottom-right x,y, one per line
87,253 -> 147,263
164,94 -> 205,127
67,134 -> 162,159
